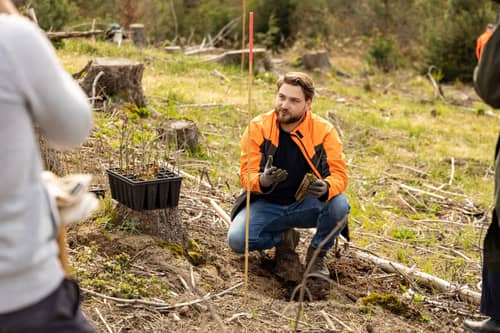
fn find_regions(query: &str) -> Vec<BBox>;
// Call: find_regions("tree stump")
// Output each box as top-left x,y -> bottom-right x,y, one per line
129,23 -> 146,46
115,203 -> 188,246
208,48 -> 272,74
301,50 -> 331,70
159,119 -> 199,151
80,57 -> 146,107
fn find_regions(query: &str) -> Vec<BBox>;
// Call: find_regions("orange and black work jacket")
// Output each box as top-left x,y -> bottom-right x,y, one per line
230,109 -> 348,218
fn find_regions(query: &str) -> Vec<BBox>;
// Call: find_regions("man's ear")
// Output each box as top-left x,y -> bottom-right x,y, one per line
305,99 -> 312,111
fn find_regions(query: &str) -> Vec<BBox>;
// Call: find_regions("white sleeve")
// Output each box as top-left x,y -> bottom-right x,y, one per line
8,17 -> 92,149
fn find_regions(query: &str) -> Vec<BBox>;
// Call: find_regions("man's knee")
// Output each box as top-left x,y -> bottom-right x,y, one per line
327,194 -> 350,221
227,224 -> 245,253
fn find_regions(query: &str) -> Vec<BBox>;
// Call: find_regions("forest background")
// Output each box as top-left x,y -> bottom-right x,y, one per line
16,0 -> 499,82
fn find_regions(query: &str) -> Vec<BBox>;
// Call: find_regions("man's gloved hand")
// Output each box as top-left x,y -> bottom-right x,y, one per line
260,155 -> 288,188
307,179 -> 328,199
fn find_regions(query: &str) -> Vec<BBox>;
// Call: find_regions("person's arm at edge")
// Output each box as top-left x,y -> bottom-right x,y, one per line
7,16 -> 91,148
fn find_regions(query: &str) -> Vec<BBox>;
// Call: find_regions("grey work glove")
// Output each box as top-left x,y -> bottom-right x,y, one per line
259,155 -> 288,188
307,179 -> 328,199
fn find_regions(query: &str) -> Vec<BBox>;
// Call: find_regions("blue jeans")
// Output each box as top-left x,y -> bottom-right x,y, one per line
227,194 -> 350,253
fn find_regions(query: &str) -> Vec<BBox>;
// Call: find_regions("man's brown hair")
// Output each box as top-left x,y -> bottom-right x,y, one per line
277,72 -> 315,101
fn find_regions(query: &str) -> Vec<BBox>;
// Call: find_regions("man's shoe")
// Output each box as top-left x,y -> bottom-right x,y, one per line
305,245 -> 330,278
276,228 -> 300,252
463,318 -> 500,333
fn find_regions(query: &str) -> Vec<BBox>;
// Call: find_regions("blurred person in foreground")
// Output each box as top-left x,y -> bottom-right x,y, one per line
227,72 -> 350,279
464,6 -> 500,333
0,0 -> 94,331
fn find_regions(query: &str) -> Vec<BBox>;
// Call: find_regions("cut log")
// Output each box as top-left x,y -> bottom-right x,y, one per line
184,47 -> 223,56
207,48 -> 272,73
46,30 -> 105,41
129,23 -> 146,46
80,58 -> 146,107
301,50 -> 331,70
164,46 -> 182,54
115,203 -> 188,246
159,119 -> 199,151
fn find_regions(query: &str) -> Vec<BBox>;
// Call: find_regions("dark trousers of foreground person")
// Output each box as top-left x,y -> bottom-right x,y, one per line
0,279 -> 94,333
481,220 -> 500,320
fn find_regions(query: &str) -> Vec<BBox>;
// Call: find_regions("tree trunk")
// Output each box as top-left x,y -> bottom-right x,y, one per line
301,50 -> 331,70
159,119 -> 199,151
129,23 -> 146,46
80,57 -> 146,107
115,203 -> 188,246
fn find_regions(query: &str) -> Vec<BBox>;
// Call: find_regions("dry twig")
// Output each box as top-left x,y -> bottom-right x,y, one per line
95,307 -> 114,333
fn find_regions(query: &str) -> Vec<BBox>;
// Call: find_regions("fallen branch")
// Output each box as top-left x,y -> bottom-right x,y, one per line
398,194 -> 418,214
177,102 -> 235,109
199,197 -> 231,226
422,183 -> 469,198
72,60 -> 93,79
95,307 -> 114,333
157,282 -> 242,311
270,310 -> 315,329
225,312 -> 251,323
399,183 -> 446,200
324,311 -> 353,332
448,157 -> 455,186
165,162 -> 212,189
26,8 -> 38,25
91,71 -> 105,108
355,231 -> 457,261
411,218 -> 483,229
320,310 -> 336,330
82,282 -> 243,311
426,66 -> 445,102
393,163 -> 429,176
326,110 -> 344,138
351,248 -> 481,305
424,298 -> 483,318
212,69 -> 230,82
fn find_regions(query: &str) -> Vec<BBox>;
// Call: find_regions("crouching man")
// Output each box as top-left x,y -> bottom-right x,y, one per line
227,72 -> 350,278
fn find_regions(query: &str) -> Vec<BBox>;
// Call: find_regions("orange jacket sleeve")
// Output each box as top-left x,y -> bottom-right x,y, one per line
239,125 -> 266,193
322,128 -> 348,200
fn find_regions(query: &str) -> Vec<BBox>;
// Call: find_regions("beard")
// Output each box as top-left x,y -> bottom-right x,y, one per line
274,106 -> 304,124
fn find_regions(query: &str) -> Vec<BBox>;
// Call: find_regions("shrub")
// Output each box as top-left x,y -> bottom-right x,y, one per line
365,32 -> 399,72
424,0 -> 496,82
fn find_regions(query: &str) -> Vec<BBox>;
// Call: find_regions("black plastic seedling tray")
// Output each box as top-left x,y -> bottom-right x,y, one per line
107,168 -> 183,211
